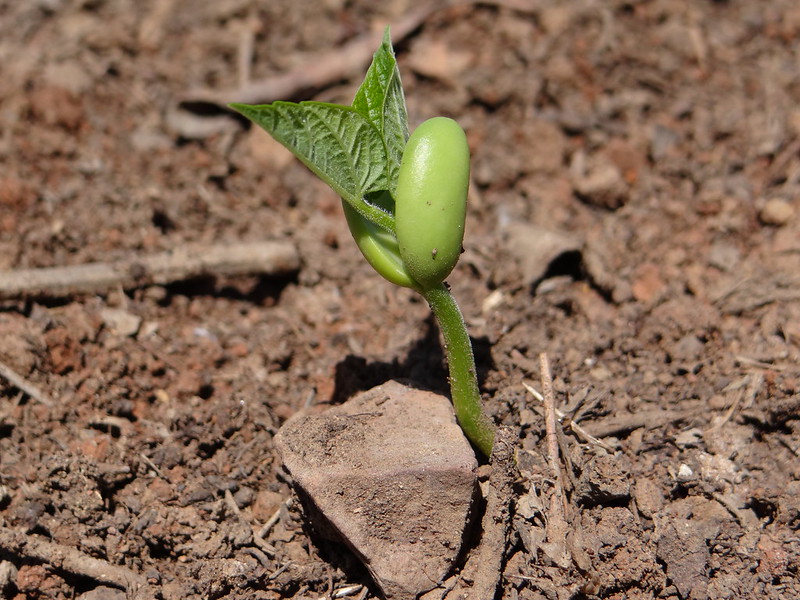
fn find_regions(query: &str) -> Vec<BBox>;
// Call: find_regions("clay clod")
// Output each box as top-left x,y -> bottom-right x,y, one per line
275,381 -> 479,599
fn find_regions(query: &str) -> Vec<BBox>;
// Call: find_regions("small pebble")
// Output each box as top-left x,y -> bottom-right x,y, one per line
234,486 -> 256,509
100,308 -> 142,337
0,561 -> 18,591
677,463 -> 694,482
76,586 -> 126,600
759,198 -> 794,226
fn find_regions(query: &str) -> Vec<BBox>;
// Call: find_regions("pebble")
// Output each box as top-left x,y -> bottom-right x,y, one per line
759,198 -> 794,226
0,561 -> 18,590
573,162 -> 629,209
504,223 -> 582,287
76,586 -> 126,600
100,308 -> 142,338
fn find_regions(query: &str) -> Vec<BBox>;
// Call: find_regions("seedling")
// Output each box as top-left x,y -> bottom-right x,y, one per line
231,30 -> 495,456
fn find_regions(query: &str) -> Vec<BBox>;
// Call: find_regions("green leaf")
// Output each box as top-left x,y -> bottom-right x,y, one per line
231,100 -> 395,232
352,27 -> 409,195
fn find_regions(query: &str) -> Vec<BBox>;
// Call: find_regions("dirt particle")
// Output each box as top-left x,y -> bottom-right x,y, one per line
631,263 -> 665,303
76,586 -> 126,600
27,85 -> 85,131
574,454 -> 632,507
633,479 -> 664,519
407,38 -> 472,83
759,197 -> 795,226
15,564 -> 67,598
572,160 -> 629,210
656,519 -> 709,599
0,177 -> 33,209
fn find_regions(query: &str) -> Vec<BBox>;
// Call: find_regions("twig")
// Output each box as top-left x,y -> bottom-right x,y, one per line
237,17 -> 257,91
711,492 -> 757,528
258,497 -> 291,539
224,488 -> 243,516
735,355 -> 795,372
181,3 -> 439,107
539,353 -> 570,567
267,562 -> 292,581
0,240 -> 299,300
180,0 -> 538,109
224,489 -> 277,557
525,383 -> 702,442
443,426 -> 517,600
243,546 -> 272,569
252,531 -> 277,557
582,409 -> 702,439
707,373 -> 763,432
569,389 -> 604,428
139,453 -> 165,479
522,382 -> 615,452
355,587 -> 370,600
330,584 -> 364,598
0,360 -> 54,406
0,526 -> 149,592
709,392 -> 741,431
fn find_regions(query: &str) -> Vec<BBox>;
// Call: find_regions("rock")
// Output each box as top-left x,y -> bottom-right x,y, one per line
573,162 -> 628,209
655,520 -> 709,599
0,560 -> 18,591
630,263 -> 665,303
407,38 -> 472,83
27,85 -> 85,131
574,454 -> 632,507
275,381 -> 478,600
165,106 -> 239,140
76,586 -> 126,600
100,308 -> 142,337
42,59 -> 93,95
633,478 -> 664,519
504,223 -> 582,287
759,198 -> 794,226
707,240 -> 740,272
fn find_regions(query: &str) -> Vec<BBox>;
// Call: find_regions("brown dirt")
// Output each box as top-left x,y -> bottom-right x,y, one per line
1,1 -> 799,599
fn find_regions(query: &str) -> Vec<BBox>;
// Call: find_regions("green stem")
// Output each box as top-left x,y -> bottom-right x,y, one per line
421,283 -> 495,457
347,193 -> 396,236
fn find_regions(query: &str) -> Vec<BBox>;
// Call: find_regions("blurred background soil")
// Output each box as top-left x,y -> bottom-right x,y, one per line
1,0 -> 799,598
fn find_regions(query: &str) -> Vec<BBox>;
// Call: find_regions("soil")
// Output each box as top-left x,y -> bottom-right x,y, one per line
1,1 -> 799,599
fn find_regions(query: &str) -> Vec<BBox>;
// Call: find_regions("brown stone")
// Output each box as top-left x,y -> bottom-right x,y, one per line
275,381 -> 478,600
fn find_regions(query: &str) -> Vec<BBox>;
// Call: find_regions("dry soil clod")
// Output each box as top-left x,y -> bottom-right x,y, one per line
274,381 -> 480,600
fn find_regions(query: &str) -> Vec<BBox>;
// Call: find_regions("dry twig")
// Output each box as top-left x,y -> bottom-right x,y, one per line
707,373 -> 763,432
0,240 -> 299,300
258,497 -> 292,539
223,489 -> 277,557
441,426 -> 517,600
180,0 -> 538,109
0,526 -> 152,595
181,3 -> 439,108
0,360 -> 54,406
582,408 -> 703,439
522,381 -> 615,452
539,353 -> 571,568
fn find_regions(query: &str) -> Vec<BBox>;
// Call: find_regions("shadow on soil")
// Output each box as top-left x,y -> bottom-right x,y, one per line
331,315 -> 495,405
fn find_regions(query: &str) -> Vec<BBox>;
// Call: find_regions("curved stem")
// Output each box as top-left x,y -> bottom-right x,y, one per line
421,283 -> 495,457
346,193 -> 396,235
